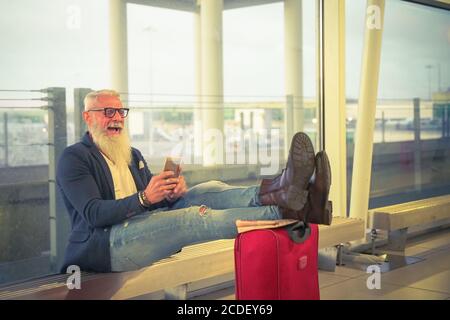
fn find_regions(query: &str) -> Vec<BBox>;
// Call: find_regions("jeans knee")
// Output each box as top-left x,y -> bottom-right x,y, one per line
188,180 -> 226,194
198,204 -> 210,216
185,204 -> 211,217
206,180 -> 226,189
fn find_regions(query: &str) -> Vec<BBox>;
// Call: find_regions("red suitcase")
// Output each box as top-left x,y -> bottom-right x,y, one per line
234,222 -> 320,300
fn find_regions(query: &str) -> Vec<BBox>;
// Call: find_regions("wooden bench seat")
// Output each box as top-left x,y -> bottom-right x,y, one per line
0,217 -> 364,300
368,195 -> 450,254
369,195 -> 450,231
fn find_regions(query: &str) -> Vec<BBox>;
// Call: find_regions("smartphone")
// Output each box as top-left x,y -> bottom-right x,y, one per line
163,157 -> 181,177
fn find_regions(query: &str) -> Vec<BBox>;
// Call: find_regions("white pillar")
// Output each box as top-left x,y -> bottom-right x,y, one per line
323,0 -> 348,219
109,0 -> 128,94
285,95 -> 294,159
284,0 -> 303,155
199,0 -> 224,166
349,0 -> 385,226
194,8 -> 203,161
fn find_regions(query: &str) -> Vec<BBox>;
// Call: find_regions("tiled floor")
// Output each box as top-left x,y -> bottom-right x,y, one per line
192,228 -> 450,300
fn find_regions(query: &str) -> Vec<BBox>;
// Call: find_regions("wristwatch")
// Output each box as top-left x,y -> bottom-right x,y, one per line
138,191 -> 152,208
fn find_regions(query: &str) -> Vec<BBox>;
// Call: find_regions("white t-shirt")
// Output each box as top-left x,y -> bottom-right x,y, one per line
100,153 -> 137,199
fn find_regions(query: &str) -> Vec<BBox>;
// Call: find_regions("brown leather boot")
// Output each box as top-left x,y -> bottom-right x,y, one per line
279,150 -> 333,225
259,132 -> 315,211
281,200 -> 333,225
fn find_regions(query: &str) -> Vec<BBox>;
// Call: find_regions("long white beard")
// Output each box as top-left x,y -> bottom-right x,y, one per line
90,122 -> 132,168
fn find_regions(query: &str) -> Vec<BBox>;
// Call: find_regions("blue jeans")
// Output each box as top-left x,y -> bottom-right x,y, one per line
109,180 -> 281,271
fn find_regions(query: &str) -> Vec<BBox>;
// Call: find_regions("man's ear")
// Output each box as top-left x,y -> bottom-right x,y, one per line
82,111 -> 90,124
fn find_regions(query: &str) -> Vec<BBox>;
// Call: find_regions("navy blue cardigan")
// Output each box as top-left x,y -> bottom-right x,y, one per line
56,132 -> 165,272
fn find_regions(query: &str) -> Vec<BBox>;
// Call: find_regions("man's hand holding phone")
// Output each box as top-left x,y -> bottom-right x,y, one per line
163,157 -> 181,177
163,157 -> 187,201
167,175 -> 187,201
144,171 -> 179,204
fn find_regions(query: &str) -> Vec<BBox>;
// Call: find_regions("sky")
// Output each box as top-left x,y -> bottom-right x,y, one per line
0,0 -> 449,102
346,0 -> 450,99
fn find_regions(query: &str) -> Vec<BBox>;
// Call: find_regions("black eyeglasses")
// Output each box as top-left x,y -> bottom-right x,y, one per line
88,107 -> 129,118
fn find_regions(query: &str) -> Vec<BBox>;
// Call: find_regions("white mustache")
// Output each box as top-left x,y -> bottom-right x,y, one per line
108,122 -> 123,128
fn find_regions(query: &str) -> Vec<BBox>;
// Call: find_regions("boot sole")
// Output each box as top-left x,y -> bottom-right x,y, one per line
309,201 -> 333,225
286,185 -> 309,211
324,201 -> 333,225
287,132 -> 315,211
317,150 -> 331,195
316,150 -> 332,224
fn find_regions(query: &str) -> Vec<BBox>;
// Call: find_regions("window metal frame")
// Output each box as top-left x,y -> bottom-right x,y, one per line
402,0 -> 450,10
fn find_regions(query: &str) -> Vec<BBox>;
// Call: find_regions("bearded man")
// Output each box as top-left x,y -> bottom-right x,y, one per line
56,89 -> 332,273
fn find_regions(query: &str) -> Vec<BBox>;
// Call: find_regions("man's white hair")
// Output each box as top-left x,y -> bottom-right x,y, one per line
84,89 -> 121,111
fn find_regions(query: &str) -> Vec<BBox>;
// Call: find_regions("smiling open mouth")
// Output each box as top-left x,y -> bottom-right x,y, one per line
107,127 -> 122,133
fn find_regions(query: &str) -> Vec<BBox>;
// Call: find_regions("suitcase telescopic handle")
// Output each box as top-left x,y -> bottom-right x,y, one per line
286,221 -> 311,243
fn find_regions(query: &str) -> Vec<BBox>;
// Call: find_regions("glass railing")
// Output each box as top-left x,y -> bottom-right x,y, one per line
0,90 -> 49,168
0,89 -> 54,286
346,99 -> 450,144
0,89 -> 320,287
122,93 -> 320,171
346,98 -> 450,208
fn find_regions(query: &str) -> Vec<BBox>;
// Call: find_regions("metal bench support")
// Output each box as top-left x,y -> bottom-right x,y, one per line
164,284 -> 188,300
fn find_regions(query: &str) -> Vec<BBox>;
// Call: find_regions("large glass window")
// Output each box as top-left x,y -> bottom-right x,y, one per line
223,3 -> 285,178
223,1 -> 319,181
346,0 -> 450,209
0,0 -> 320,287
127,4 -> 195,169
0,0 -> 109,286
